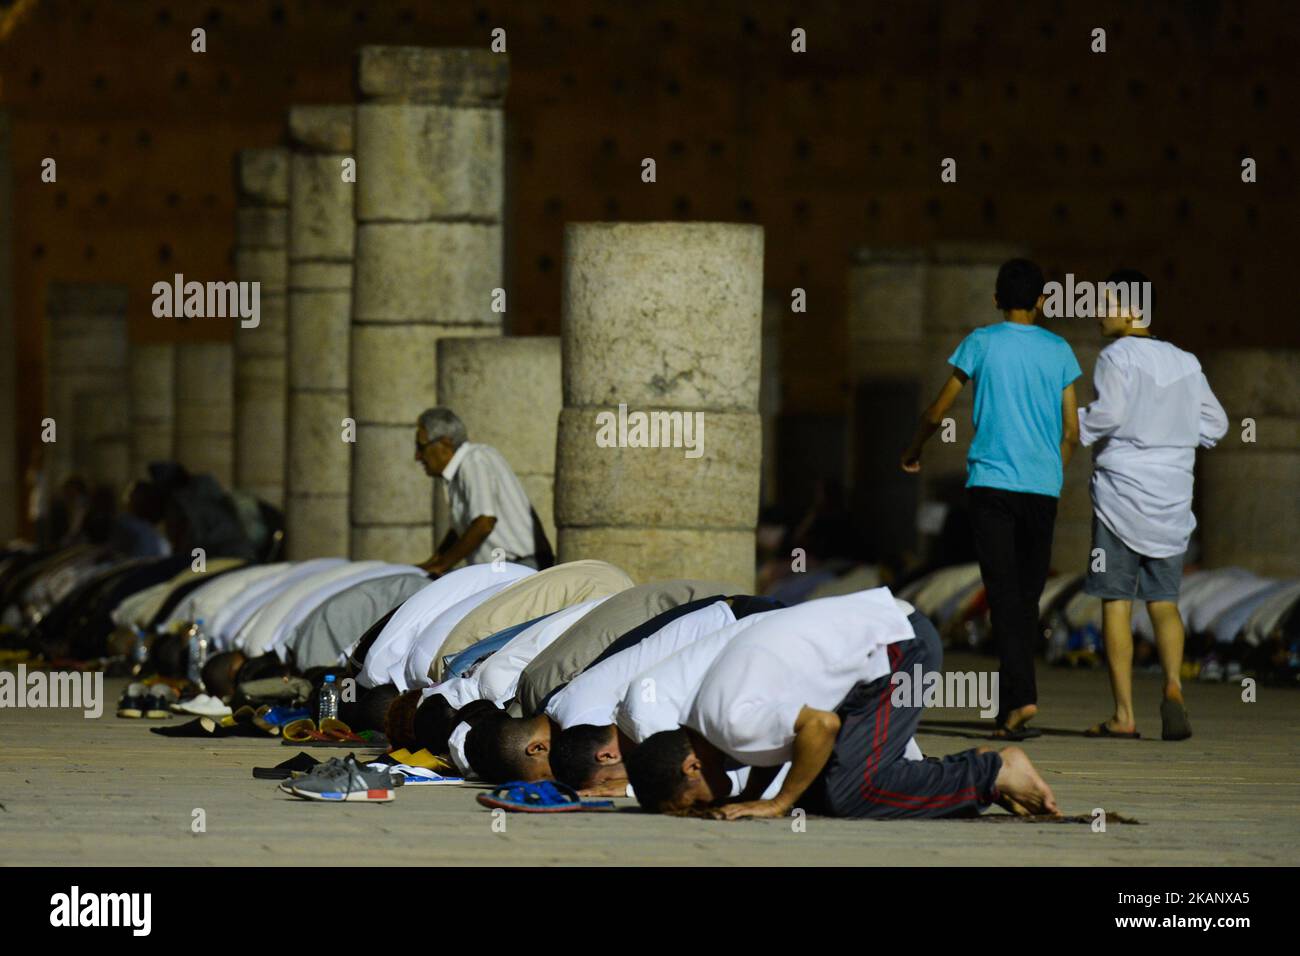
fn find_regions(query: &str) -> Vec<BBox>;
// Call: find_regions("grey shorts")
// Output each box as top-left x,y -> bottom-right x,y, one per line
1084,516 -> 1184,603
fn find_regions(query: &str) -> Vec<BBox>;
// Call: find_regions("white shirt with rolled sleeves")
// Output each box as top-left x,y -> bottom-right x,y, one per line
441,442 -> 537,565
544,599 -> 738,730
432,596 -> 612,709
684,588 -> 917,767
357,563 -> 534,689
1077,337 -> 1228,558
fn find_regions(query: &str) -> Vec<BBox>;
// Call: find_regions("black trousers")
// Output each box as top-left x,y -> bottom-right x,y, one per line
805,612 -> 1002,819
967,486 -> 1057,718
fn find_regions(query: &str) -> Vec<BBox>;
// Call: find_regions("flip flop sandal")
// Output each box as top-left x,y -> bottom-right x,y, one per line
253,751 -> 322,780
989,725 -> 1043,741
1160,700 -> 1192,741
150,717 -> 227,738
319,717 -> 367,743
397,748 -> 455,773
476,780 -> 616,814
1084,721 -> 1141,739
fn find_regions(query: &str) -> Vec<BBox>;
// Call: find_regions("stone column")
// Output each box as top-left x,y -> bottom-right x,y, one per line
128,342 -> 175,478
919,242 -> 1026,525
350,47 -> 508,561
233,148 -> 289,506
436,336 -> 561,547
1199,349 -> 1300,577
74,390 -> 131,489
286,107 -> 355,558
556,222 -> 763,590
759,293 -> 782,507
847,246 -> 928,385
0,112 -> 15,539
44,283 -> 130,489
173,341 -> 234,485
846,246 -> 928,558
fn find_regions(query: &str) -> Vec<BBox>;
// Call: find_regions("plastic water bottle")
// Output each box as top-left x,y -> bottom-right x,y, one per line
318,674 -> 339,722
187,619 -> 209,687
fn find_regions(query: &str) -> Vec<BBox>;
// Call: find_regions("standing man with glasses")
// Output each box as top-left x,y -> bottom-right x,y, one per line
413,407 -> 552,576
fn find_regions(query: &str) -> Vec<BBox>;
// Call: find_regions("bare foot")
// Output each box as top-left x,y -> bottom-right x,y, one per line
991,703 -> 1038,737
994,746 -> 1060,816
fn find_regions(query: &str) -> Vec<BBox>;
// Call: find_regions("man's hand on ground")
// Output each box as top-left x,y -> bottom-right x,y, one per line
708,798 -> 791,821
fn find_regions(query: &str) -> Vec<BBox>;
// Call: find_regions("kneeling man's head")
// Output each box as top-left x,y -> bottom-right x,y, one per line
464,713 -> 554,783
550,724 -> 624,792
624,729 -> 730,813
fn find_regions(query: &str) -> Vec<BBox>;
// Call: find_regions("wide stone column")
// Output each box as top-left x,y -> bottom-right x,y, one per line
286,107 -> 355,558
1199,349 -> 1300,576
436,336 -> 561,547
233,148 -> 289,506
556,222 -> 763,591
759,293 -> 782,507
44,283 -> 130,489
74,390 -> 131,489
919,242 -> 1027,529
129,342 -> 175,477
350,47 -> 508,561
846,246 -> 928,557
173,341 -> 234,485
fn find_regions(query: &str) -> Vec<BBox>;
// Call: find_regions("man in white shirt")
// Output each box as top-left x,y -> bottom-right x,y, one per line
626,589 -> 1059,820
1078,271 -> 1227,742
463,593 -> 781,785
413,407 -> 545,575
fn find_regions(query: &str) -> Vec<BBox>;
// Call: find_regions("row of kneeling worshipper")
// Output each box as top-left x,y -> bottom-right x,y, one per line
1,547 -> 1064,819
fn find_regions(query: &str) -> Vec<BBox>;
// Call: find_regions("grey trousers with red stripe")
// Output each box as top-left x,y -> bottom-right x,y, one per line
805,612 -> 1002,819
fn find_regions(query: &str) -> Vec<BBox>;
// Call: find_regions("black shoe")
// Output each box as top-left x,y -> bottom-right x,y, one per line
116,682 -> 149,719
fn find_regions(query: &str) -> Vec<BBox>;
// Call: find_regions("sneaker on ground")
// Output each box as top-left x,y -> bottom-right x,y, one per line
1199,656 -> 1225,682
282,755 -> 403,803
172,693 -> 233,718
116,682 -> 150,719
145,684 -> 177,719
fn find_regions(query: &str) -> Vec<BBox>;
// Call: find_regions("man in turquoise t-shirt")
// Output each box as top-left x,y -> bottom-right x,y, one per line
901,258 -> 1081,738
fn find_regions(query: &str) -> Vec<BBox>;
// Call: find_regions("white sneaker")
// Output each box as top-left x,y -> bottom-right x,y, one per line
172,694 -> 233,718
1225,660 -> 1243,681
1199,657 -> 1225,682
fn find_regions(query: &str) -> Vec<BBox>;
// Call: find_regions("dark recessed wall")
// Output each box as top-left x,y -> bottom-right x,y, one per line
3,0 -> 1298,497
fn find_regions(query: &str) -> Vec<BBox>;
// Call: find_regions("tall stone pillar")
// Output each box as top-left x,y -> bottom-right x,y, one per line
173,341 -> 234,485
350,47 -> 508,561
556,222 -> 763,590
846,246 -> 928,559
74,390 -> 131,489
129,342 -> 175,478
436,336 -> 561,547
759,293 -> 782,507
286,107 -> 355,558
44,283 -> 130,489
233,148 -> 289,506
1199,349 -> 1300,577
0,112 -> 15,539
919,243 -> 1027,531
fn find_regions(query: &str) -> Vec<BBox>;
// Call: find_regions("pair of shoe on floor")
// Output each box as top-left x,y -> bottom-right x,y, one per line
278,754 -> 405,803
117,682 -> 177,719
1083,699 -> 1193,741
281,716 -> 383,747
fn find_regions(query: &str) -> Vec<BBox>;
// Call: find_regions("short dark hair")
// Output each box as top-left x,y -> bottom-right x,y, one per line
353,684 -> 401,733
201,650 -> 245,699
464,714 -> 538,784
151,630 -> 188,678
624,729 -> 694,812
1104,268 -> 1155,316
995,258 -> 1045,312
412,692 -> 461,753
238,652 -> 294,683
551,724 -> 616,790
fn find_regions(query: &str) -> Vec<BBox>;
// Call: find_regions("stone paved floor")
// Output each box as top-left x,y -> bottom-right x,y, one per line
2,658 -> 1296,866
